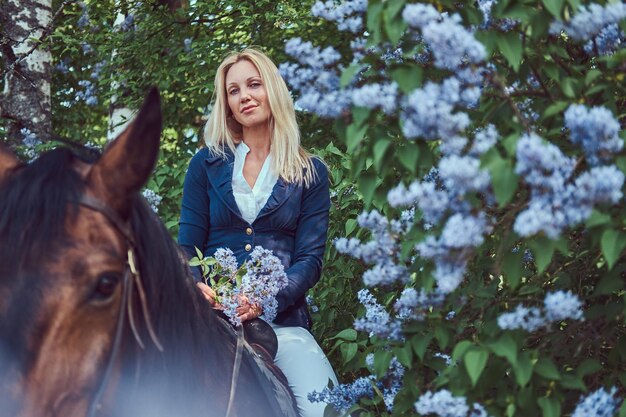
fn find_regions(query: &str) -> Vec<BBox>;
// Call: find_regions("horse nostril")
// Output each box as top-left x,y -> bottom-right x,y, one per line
92,273 -> 121,301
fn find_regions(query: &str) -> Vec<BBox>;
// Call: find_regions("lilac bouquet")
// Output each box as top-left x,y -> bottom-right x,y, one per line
190,246 -> 288,326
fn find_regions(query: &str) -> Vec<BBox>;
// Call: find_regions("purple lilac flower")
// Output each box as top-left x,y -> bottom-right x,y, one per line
77,2 -> 90,28
400,80 -> 471,143
514,133 -> 624,238
120,14 -> 135,32
354,289 -> 402,340
213,247 -> 238,275
309,355 -> 404,412
543,290 -> 584,322
564,104 -> 622,166
308,377 -> 375,412
311,0 -> 367,33
55,60 -> 70,74
241,246 -> 289,323
470,124 -> 499,156
415,389 -> 491,417
393,287 -> 444,320
402,4 -> 486,70
90,61 -> 106,79
584,23 -> 625,56
351,82 -> 399,114
76,79 -> 98,106
550,3 -> 626,41
141,189 -> 162,213
439,155 -> 491,195
498,291 -> 585,332
572,387 -> 622,417
497,305 -> 545,331
81,41 -> 93,54
183,38 -> 193,52
20,128 -> 42,160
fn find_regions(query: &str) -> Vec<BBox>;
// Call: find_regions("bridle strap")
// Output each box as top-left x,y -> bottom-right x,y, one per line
78,194 -> 135,246
78,194 -> 163,416
86,268 -> 132,417
225,326 -> 244,417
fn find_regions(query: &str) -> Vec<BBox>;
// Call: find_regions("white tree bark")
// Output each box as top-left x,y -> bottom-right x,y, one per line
0,0 -> 52,144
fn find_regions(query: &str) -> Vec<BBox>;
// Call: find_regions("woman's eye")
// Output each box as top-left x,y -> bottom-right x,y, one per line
250,82 -> 261,88
228,88 -> 239,95
92,273 -> 121,301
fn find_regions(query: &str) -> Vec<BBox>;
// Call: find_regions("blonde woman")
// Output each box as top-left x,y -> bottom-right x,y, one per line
178,48 -> 337,417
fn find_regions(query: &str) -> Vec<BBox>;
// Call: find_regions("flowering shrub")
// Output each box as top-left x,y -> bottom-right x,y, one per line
189,246 -> 288,326
280,0 -> 626,416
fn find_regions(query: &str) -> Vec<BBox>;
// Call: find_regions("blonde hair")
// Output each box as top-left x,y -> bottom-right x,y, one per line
203,48 -> 318,186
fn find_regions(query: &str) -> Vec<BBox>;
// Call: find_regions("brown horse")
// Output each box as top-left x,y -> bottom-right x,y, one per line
0,88 -> 299,417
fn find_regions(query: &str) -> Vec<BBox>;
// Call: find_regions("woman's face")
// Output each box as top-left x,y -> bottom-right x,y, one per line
225,59 -> 271,129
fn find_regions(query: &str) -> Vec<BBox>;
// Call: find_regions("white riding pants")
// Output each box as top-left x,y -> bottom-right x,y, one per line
271,324 -> 338,417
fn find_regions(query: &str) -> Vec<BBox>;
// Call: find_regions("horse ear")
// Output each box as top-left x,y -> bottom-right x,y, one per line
0,144 -> 21,183
88,87 -> 162,217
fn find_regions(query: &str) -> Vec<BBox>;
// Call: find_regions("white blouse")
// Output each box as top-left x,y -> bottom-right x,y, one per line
232,142 -> 278,224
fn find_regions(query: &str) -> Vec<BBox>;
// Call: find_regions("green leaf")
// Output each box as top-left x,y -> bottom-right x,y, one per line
434,326 -> 450,349
412,334 -> 432,360
331,328 -> 358,341
464,348 -> 489,386
585,69 -> 603,85
560,77 -> 577,98
396,142 -> 420,174
394,344 -> 413,368
391,65 -> 423,94
619,401 -> 626,417
537,397 -> 561,417
373,138 -> 392,172
488,334 -> 518,366
561,373 -> 586,390
543,101 -> 569,119
534,357 -> 561,380
586,210 -> 612,228
341,64 -> 363,87
374,350 -> 393,378
345,218 -> 358,235
528,236 -> 556,274
346,122 -> 368,153
601,229 -> 626,270
357,171 -> 379,207
541,0 -> 564,17
340,342 -> 358,364
486,156 -> 518,207
497,31 -> 523,71
594,274 -> 624,295
452,340 -> 473,361
383,7 -> 407,45
514,352 -> 534,387
576,358 -> 602,377
502,249 -> 524,289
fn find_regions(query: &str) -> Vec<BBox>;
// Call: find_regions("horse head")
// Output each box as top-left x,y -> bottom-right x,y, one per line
0,89 -> 162,416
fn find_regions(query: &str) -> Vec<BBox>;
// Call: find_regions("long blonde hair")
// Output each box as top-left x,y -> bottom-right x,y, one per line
203,48 -> 317,186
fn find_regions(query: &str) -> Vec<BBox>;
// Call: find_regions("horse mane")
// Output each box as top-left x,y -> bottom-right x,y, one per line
0,148 -> 234,415
115,194 -> 236,416
0,149 -> 87,374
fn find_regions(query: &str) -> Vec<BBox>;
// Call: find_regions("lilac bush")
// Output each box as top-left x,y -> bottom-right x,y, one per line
280,0 -> 626,415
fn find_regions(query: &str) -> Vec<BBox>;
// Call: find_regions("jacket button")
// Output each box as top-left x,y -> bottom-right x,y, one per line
245,244 -> 252,251
246,227 -> 253,235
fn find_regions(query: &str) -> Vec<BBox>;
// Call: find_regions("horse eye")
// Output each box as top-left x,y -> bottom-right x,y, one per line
93,273 -> 121,301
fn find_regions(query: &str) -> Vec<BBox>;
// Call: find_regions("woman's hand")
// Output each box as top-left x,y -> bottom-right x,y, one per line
237,295 -> 263,322
196,282 -> 223,310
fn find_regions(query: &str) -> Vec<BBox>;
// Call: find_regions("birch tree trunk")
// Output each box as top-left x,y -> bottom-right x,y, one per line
0,0 -> 52,146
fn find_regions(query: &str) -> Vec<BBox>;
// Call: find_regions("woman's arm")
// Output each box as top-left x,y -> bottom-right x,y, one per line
178,149 -> 210,281
275,158 -> 331,313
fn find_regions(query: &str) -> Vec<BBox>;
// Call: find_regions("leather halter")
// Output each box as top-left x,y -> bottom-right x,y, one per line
78,194 -> 243,417
78,194 -> 163,417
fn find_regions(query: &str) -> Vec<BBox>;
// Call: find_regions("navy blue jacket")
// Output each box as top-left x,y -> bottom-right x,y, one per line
178,147 -> 330,329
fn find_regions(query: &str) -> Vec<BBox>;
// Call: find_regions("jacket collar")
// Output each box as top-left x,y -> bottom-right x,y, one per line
204,147 -> 295,224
